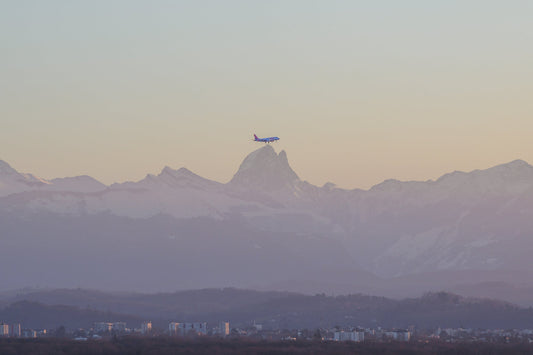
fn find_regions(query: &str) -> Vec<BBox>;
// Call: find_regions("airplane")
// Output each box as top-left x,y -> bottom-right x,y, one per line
253,134 -> 280,143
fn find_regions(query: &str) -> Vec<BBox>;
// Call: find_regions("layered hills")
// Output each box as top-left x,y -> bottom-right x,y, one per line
2,288 -> 532,330
2,147 -> 533,304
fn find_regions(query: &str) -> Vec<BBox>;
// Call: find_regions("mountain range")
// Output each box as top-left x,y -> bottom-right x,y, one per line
2,146 -> 533,304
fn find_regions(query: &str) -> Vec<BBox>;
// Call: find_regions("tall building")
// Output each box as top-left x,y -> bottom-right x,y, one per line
385,330 -> 410,341
94,322 -> 113,333
22,329 -> 37,338
141,321 -> 152,334
219,322 -> 230,336
11,324 -> 21,337
334,330 -> 364,342
111,322 -> 126,332
168,322 -> 207,336
0,323 -> 9,337
94,322 -> 127,333
168,322 -> 180,335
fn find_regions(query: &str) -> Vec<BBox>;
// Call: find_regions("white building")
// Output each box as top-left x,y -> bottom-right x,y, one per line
0,323 -> 9,337
141,321 -> 152,334
94,322 -> 113,333
252,321 -> 262,331
168,322 -> 207,336
22,329 -> 37,338
93,322 -> 127,333
112,322 -> 126,332
385,330 -> 410,341
334,330 -> 364,342
168,322 -> 180,335
11,323 -> 21,337
219,322 -> 230,336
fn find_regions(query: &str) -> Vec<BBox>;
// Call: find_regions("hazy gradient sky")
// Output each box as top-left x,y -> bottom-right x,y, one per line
1,1 -> 532,189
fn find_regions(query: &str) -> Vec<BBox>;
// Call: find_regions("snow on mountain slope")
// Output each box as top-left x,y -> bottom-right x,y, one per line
0,160 -> 107,196
113,166 -> 222,192
85,186 -> 257,219
368,194 -> 533,278
0,160 -> 50,196
343,160 -> 533,276
367,159 -> 533,202
3,152 -> 533,279
434,159 -> 533,197
0,187 -> 265,219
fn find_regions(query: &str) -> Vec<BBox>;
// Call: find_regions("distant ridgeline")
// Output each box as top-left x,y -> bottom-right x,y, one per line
2,149 -> 533,305
1,288 -> 533,330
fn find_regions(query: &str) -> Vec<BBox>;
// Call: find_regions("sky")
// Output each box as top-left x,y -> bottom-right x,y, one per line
1,1 -> 532,189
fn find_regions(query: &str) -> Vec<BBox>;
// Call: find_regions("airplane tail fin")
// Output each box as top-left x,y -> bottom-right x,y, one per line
253,134 -> 258,140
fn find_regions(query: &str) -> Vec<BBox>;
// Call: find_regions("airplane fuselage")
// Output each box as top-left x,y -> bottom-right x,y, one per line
253,134 -> 279,143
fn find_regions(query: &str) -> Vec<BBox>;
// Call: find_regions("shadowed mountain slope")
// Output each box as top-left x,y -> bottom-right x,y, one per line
2,150 -> 533,303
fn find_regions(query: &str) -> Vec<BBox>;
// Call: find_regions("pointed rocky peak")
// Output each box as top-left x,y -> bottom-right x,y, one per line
229,146 -> 300,191
236,145 -> 278,170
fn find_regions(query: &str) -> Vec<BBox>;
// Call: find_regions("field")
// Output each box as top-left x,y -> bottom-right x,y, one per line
2,338 -> 533,355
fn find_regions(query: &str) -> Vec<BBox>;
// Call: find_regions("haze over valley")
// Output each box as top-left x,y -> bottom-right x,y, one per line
2,146 -> 533,306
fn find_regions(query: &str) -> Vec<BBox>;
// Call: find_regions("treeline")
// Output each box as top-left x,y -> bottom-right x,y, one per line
4,289 -> 533,329
2,338 -> 533,355
0,301 -> 143,330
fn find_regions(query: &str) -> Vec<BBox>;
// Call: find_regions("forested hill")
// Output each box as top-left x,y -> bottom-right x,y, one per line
2,289 -> 533,330
0,300 -> 143,330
